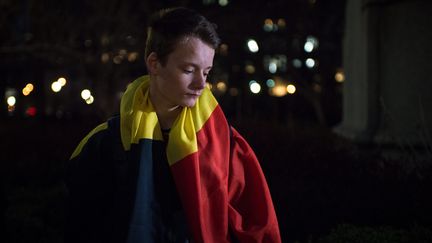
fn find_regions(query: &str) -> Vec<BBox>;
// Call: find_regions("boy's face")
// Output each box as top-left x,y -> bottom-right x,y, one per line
149,36 -> 215,109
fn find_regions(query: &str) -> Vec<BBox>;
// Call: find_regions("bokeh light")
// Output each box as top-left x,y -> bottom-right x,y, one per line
287,84 -> 296,94
305,58 -> 316,68
51,82 -> 62,92
58,77 -> 67,86
292,59 -> 302,68
266,79 -> 275,88
270,85 -> 287,97
81,89 -> 91,100
268,61 -> 277,73
247,39 -> 259,53
216,82 -> 227,93
85,95 -> 94,104
335,69 -> 345,83
264,19 -> 274,32
229,87 -> 239,96
245,64 -> 256,74
22,83 -> 34,96
249,80 -> 261,94
219,0 -> 228,6
7,96 -> 16,106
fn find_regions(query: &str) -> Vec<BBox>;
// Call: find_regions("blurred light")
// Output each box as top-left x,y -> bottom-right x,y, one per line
219,44 -> 229,56
58,77 -> 67,86
292,59 -> 302,68
7,96 -> 16,106
264,19 -> 274,32
247,39 -> 259,53
8,105 -> 15,112
245,64 -> 256,74
113,55 -> 123,64
25,83 -> 34,92
313,83 -> 322,93
305,58 -> 316,68
229,87 -> 239,96
270,85 -> 287,97
81,89 -> 91,100
263,18 -> 283,32
335,69 -> 345,83
101,53 -> 110,63
264,55 -> 287,73
304,42 -> 314,52
128,52 -> 139,62
101,35 -> 110,46
304,36 -> 319,53
119,49 -> 127,57
277,18 -> 286,28
266,79 -> 275,88
216,82 -> 227,93
85,95 -> 94,104
287,84 -> 296,94
268,61 -> 277,73
306,36 -> 319,48
203,0 -> 215,5
126,35 -> 137,45
218,0 -> 228,6
22,88 -> 30,96
51,81 -> 62,92
249,80 -> 261,94
26,106 -> 37,117
206,82 -> 213,89
22,83 -> 34,96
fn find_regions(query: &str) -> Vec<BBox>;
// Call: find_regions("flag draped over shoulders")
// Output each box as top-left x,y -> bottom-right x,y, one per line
67,75 -> 281,243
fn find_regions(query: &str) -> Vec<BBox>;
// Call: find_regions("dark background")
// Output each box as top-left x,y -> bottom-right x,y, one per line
1,0 -> 432,242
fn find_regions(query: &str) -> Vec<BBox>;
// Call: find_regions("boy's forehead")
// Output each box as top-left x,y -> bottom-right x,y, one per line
168,37 -> 215,64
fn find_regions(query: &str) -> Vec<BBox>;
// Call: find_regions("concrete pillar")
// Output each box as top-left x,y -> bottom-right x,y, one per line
336,0 -> 432,148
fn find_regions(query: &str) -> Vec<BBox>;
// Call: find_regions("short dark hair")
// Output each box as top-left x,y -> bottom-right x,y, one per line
145,7 -> 221,65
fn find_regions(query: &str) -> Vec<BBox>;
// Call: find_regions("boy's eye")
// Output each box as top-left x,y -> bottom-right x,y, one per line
183,69 -> 193,74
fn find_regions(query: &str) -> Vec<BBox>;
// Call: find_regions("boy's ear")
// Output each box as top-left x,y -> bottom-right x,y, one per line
145,52 -> 159,75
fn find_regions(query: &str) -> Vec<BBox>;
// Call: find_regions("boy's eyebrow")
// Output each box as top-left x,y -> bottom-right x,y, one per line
180,61 -> 213,70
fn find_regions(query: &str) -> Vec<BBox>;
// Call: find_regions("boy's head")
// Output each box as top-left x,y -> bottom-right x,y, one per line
145,7 -> 220,66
